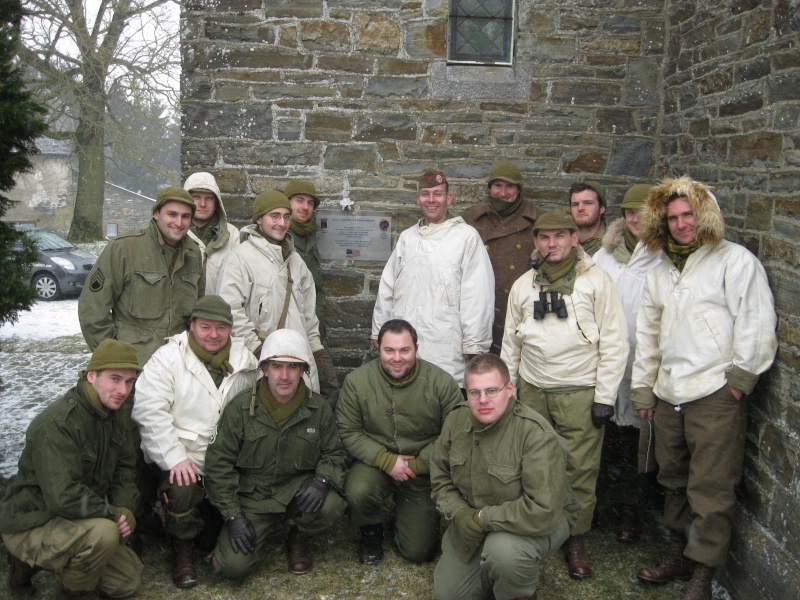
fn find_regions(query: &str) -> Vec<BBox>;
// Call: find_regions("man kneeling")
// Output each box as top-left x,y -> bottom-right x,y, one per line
204,329 -> 347,578
1,340 -> 143,600
431,354 -> 578,600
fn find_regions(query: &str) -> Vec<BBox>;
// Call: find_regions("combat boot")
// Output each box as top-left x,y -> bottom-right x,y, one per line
358,524 -> 384,565
563,535 -> 592,579
7,551 -> 39,597
170,538 -> 198,588
287,526 -> 312,574
514,592 -> 537,599
637,531 -> 696,583
683,564 -> 715,600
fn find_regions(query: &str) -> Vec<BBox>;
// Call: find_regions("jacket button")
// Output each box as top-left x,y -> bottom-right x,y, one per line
509,265 -> 515,271
484,244 -> 490,249
516,244 -> 522,250
386,408 -> 394,416
504,289 -> 509,295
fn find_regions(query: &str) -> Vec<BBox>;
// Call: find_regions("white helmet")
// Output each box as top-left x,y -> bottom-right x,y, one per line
259,329 -> 311,370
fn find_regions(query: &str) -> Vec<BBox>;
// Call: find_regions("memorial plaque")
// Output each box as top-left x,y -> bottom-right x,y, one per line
315,210 -> 392,261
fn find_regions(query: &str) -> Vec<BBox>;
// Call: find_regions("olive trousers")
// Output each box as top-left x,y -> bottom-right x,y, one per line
344,461 -> 440,563
654,385 -> 747,568
3,517 -> 142,596
433,517 -> 569,600
518,380 -> 602,535
213,489 -> 346,579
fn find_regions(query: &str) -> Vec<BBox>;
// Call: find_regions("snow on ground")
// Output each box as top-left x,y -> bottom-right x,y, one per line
0,299 -> 89,477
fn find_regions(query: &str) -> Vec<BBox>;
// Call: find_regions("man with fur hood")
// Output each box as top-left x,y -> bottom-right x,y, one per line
501,210 -> 628,580
184,172 -> 240,294
593,184 -> 662,543
217,191 -> 323,392
631,177 -> 777,600
462,162 -> 540,355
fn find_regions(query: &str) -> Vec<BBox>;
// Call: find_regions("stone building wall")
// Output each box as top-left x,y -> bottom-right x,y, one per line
180,2 -> 799,597
654,2 -> 800,598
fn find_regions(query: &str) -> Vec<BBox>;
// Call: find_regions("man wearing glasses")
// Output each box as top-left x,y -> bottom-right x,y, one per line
218,190 -> 323,390
501,210 -> 628,580
431,353 -> 577,600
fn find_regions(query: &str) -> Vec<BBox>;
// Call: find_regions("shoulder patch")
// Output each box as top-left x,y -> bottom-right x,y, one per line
89,269 -> 105,292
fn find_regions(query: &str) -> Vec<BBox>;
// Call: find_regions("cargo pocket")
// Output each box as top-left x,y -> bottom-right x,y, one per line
129,271 -> 167,319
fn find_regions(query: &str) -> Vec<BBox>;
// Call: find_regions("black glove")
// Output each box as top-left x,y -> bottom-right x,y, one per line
228,514 -> 256,554
591,402 -> 614,428
294,474 -> 331,514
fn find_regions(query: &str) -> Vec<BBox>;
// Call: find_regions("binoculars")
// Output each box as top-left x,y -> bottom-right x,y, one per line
533,291 -> 568,319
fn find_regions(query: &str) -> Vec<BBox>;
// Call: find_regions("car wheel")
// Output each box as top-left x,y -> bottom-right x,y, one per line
33,272 -> 61,300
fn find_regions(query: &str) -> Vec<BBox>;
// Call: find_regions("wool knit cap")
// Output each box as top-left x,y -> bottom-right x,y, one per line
488,162 -> 522,187
620,184 -> 652,212
284,180 -> 320,208
252,190 -> 291,223
418,168 -> 447,190
581,181 -> 607,207
533,210 -> 578,234
190,295 -> 233,325
153,186 -> 196,215
86,339 -> 142,373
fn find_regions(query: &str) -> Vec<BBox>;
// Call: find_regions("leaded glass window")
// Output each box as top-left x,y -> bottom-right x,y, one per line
448,0 -> 515,66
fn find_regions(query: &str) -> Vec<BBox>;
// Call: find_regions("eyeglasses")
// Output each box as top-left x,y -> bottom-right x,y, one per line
466,383 -> 508,401
265,212 -> 292,222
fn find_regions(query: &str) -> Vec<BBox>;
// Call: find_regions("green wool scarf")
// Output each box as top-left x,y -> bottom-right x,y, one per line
538,248 -> 578,294
624,228 -> 638,254
80,373 -> 109,415
188,332 -> 234,382
488,195 -> 523,218
290,219 -> 316,238
190,212 -> 221,246
664,237 -> 700,272
260,379 -> 308,429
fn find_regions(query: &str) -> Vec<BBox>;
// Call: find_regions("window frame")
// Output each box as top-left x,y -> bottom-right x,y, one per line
447,0 -> 516,66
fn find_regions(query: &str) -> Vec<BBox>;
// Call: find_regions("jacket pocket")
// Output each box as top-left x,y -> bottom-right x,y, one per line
487,462 -> 521,485
129,271 -> 167,319
292,425 -> 321,470
237,424 -> 270,469
178,272 -> 201,319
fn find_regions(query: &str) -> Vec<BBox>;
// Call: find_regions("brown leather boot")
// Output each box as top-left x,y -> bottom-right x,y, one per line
637,531 -> 696,583
683,564 -> 715,600
57,588 -> 100,600
514,592 -> 537,600
7,551 -> 39,597
563,535 -> 592,579
287,526 -> 312,574
170,538 -> 198,588
616,505 -> 640,543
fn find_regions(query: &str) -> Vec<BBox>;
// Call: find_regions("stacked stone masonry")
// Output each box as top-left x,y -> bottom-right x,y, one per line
181,2 -> 799,598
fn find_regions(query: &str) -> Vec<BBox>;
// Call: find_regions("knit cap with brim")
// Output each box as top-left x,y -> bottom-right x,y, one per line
153,186 -> 196,215
533,210 -> 578,234
284,180 -> 320,208
620,184 -> 652,212
582,181 -> 607,207
252,190 -> 291,223
418,168 -> 447,190
86,339 -> 142,373
488,162 -> 522,188
190,295 -> 233,325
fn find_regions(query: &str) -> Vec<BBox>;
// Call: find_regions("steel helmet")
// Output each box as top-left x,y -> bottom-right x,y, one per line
259,329 -> 311,370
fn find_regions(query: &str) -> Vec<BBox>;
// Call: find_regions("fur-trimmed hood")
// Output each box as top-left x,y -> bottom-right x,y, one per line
600,217 -> 627,253
639,176 -> 724,252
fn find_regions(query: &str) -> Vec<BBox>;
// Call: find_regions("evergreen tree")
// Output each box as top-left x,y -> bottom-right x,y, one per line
0,0 -> 47,326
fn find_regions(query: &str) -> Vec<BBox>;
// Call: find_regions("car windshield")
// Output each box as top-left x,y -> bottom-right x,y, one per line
26,230 -> 75,251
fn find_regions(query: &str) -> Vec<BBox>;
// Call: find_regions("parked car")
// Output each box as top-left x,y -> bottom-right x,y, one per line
15,228 -> 97,300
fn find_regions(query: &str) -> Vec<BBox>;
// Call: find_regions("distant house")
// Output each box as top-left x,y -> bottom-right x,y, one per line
3,137 -> 154,237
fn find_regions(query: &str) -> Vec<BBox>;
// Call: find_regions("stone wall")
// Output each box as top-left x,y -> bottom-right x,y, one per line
655,2 -> 800,598
180,2 -> 800,597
